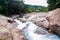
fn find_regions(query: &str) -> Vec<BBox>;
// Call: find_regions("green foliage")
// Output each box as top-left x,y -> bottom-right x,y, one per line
47,0 -> 60,11
24,5 -> 48,13
0,5 -> 4,11
0,0 -> 25,16
0,0 -> 48,16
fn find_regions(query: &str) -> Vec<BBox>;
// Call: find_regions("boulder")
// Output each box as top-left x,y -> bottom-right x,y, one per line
46,8 -> 60,36
18,12 -> 49,30
0,15 -> 25,40
49,24 -> 60,36
46,8 -> 60,25
27,13 -> 49,29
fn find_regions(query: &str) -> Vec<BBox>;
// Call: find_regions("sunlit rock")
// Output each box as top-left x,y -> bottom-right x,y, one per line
24,14 -> 49,29
0,15 -> 25,40
46,8 -> 60,36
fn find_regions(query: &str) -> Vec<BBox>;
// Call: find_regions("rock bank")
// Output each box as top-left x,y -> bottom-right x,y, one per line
46,8 -> 60,36
0,15 -> 25,40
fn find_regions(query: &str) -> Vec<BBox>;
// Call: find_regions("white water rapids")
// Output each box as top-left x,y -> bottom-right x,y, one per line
14,19 -> 60,40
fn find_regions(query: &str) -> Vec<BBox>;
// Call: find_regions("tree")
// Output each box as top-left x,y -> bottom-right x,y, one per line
10,0 -> 25,17
47,0 -> 60,11
0,0 -> 25,17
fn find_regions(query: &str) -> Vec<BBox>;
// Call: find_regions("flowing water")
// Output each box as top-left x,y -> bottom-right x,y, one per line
14,19 -> 60,40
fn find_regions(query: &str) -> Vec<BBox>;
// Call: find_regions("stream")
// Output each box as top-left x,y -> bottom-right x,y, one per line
14,19 -> 60,40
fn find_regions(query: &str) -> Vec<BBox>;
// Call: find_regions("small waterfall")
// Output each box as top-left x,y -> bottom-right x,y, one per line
14,19 -> 28,30
14,19 -> 60,40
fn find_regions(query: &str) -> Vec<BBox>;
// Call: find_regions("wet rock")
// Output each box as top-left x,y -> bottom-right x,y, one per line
49,24 -> 60,36
34,27 -> 48,34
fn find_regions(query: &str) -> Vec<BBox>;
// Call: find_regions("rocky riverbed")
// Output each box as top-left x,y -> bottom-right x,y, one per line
0,8 -> 60,40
